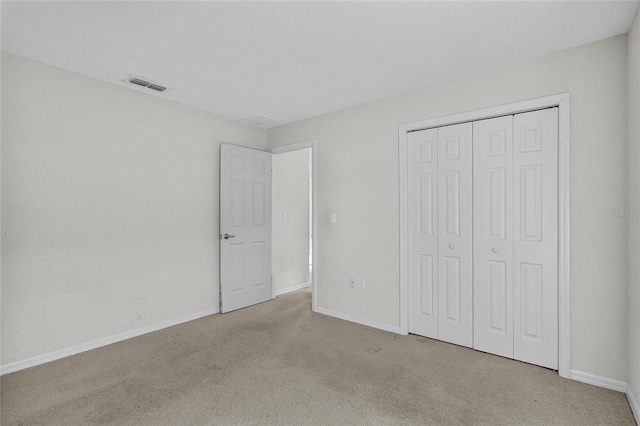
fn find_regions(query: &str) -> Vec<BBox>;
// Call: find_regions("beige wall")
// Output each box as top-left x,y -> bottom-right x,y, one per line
267,35 -> 629,382
273,149 -> 310,292
627,6 -> 640,413
1,53 -> 266,366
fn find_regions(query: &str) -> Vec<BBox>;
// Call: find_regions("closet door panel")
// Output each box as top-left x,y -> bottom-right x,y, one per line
408,129 -> 439,338
473,116 -> 514,358
437,123 -> 473,348
513,108 -> 558,370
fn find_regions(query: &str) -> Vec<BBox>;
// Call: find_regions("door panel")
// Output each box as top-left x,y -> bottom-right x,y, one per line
437,123 -> 473,348
419,254 -> 435,317
513,108 -> 558,369
473,115 -> 514,358
444,256 -> 461,321
220,143 -> 272,313
408,129 -> 439,338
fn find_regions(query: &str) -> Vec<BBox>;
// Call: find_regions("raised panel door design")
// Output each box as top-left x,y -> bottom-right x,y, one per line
231,181 -> 245,227
488,260 -> 508,333
229,243 -> 244,292
437,123 -> 472,348
520,263 -> 543,340
488,131 -> 507,156
253,159 -> 266,175
520,165 -> 542,241
444,171 -> 460,236
418,140 -> 434,163
443,137 -> 460,160
488,168 -> 507,239
220,143 -> 273,313
513,108 -> 558,370
419,254 -> 435,317
251,242 -> 265,287
407,107 -> 558,370
418,173 -> 434,236
520,125 -> 542,153
444,256 -> 461,322
473,115 -> 514,359
408,128 -> 439,339
252,182 -> 265,227
231,155 -> 245,172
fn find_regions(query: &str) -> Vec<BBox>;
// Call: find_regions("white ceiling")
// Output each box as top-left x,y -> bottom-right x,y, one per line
2,1 -> 638,128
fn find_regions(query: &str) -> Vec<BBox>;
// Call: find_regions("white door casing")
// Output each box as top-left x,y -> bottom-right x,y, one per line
220,143 -> 273,313
437,123 -> 473,348
473,115 -> 515,358
513,108 -> 558,370
407,128 -> 439,339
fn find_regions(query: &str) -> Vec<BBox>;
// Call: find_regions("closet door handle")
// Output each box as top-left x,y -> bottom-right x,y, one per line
222,233 -> 236,240
492,247 -> 499,253
448,244 -> 454,249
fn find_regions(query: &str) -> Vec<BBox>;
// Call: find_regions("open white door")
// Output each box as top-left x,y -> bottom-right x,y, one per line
220,143 -> 272,313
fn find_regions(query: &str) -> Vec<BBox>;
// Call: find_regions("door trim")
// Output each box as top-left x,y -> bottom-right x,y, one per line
269,140 -> 317,313
398,93 -> 571,378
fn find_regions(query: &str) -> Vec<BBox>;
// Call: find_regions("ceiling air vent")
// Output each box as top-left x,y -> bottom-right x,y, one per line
243,114 -> 279,128
126,75 -> 168,92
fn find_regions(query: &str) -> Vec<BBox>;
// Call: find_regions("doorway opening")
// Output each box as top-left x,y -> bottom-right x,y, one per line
270,141 -> 316,310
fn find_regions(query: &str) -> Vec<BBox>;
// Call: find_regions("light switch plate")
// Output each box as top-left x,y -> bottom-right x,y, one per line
330,213 -> 337,223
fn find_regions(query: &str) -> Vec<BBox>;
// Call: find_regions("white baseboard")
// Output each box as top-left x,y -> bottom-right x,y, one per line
276,282 -> 311,296
627,386 -> 640,425
570,370 -> 627,393
314,306 -> 401,334
0,308 -> 218,376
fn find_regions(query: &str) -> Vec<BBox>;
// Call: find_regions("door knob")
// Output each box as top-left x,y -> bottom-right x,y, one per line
492,247 -> 499,253
223,233 -> 236,240
448,244 -> 454,249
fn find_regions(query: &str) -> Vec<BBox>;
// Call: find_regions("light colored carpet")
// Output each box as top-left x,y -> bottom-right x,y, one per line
1,288 -> 635,425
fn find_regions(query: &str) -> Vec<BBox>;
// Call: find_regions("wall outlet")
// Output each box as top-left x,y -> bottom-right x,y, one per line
349,277 -> 356,288
358,278 -> 366,290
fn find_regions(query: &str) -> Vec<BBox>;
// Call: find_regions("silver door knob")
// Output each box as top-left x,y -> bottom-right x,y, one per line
492,247 -> 499,253
223,233 -> 236,240
448,244 -> 454,249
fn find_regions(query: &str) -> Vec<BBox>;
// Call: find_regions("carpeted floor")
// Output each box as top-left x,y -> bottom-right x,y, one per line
1,288 -> 635,425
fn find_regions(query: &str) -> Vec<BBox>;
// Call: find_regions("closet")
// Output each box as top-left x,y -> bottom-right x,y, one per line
407,108 -> 559,370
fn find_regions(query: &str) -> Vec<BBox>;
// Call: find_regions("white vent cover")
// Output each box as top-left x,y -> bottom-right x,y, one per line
243,114 -> 278,128
126,75 -> 168,92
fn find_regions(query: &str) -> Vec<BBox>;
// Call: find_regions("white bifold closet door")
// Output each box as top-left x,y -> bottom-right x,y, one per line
408,107 -> 558,370
408,122 -> 473,348
473,108 -> 558,369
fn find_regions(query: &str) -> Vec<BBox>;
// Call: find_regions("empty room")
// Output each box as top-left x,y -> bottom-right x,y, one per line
2,1 -> 640,424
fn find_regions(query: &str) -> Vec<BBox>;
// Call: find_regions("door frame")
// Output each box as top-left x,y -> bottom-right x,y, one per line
269,140 -> 317,312
398,93 -> 571,378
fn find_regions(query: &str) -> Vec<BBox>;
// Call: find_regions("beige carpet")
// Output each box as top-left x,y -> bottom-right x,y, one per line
1,288 -> 635,425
